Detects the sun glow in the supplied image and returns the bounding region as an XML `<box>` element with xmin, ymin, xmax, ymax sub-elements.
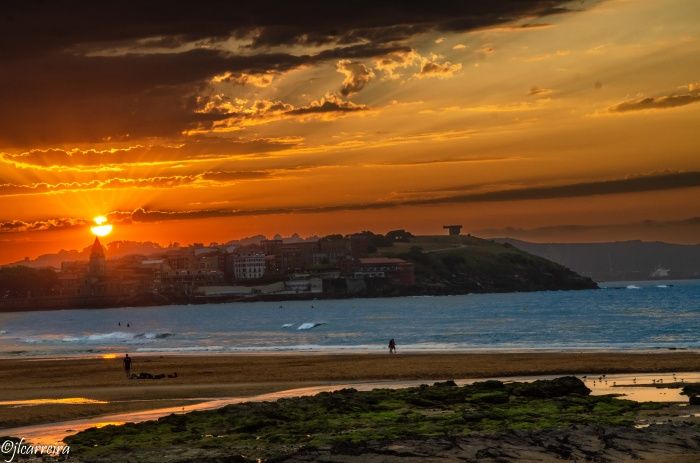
<box><xmin>90</xmin><ymin>216</ymin><xmax>113</xmax><ymax>237</ymax></box>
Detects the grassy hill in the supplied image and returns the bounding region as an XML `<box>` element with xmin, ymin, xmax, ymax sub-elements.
<box><xmin>372</xmin><ymin>235</ymin><xmax>598</xmax><ymax>293</ymax></box>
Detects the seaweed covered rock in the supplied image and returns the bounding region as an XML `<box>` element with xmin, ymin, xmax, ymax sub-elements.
<box><xmin>65</xmin><ymin>376</ymin><xmax>643</xmax><ymax>463</ymax></box>
<box><xmin>510</xmin><ymin>376</ymin><xmax>590</xmax><ymax>398</ymax></box>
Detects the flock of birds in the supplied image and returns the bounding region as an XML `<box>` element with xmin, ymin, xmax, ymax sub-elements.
<box><xmin>581</xmin><ymin>373</ymin><xmax>687</xmax><ymax>388</ymax></box>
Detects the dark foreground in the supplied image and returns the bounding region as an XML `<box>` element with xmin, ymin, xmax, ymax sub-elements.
<box><xmin>10</xmin><ymin>376</ymin><xmax>696</xmax><ymax>462</ymax></box>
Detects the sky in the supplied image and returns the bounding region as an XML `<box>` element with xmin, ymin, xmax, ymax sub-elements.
<box><xmin>1</xmin><ymin>0</ymin><xmax>699</xmax><ymax>263</ymax></box>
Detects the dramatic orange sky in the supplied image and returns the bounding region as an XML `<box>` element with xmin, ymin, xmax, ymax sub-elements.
<box><xmin>1</xmin><ymin>0</ymin><xmax>699</xmax><ymax>263</ymax></box>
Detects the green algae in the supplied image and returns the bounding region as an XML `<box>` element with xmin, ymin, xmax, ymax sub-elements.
<box><xmin>65</xmin><ymin>377</ymin><xmax>657</xmax><ymax>462</ymax></box>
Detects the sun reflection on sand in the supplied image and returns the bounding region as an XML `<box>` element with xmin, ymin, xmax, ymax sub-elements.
<box><xmin>93</xmin><ymin>421</ymin><xmax>125</xmax><ymax>428</ymax></box>
<box><xmin>0</xmin><ymin>398</ymin><xmax>108</xmax><ymax>407</ymax></box>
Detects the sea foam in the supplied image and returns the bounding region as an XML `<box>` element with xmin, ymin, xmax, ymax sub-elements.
<box><xmin>22</xmin><ymin>331</ymin><xmax>172</xmax><ymax>344</ymax></box>
<box><xmin>297</xmin><ymin>322</ymin><xmax>326</xmax><ymax>330</ymax></box>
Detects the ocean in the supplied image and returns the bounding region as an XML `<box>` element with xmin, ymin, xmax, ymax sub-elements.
<box><xmin>0</xmin><ymin>280</ymin><xmax>698</xmax><ymax>357</ymax></box>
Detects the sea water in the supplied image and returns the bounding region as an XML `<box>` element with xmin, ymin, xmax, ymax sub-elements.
<box><xmin>0</xmin><ymin>280</ymin><xmax>698</xmax><ymax>357</ymax></box>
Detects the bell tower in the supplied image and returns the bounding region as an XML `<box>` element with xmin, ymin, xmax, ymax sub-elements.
<box><xmin>89</xmin><ymin>237</ymin><xmax>106</xmax><ymax>276</ymax></box>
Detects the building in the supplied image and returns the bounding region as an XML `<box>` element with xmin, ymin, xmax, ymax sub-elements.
<box><xmin>351</xmin><ymin>257</ymin><xmax>415</xmax><ymax>286</ymax></box>
<box><xmin>443</xmin><ymin>224</ymin><xmax>462</xmax><ymax>236</ymax></box>
<box><xmin>88</xmin><ymin>237</ymin><xmax>106</xmax><ymax>276</ymax></box>
<box><xmin>274</xmin><ymin>241</ymin><xmax>318</xmax><ymax>273</ymax></box>
<box><xmin>316</xmin><ymin>237</ymin><xmax>351</xmax><ymax>265</ymax></box>
<box><xmin>83</xmin><ymin>237</ymin><xmax>108</xmax><ymax>296</ymax></box>
<box><xmin>227</xmin><ymin>246</ymin><xmax>266</xmax><ymax>281</ymax></box>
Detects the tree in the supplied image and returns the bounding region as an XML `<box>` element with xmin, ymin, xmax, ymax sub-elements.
<box><xmin>386</xmin><ymin>229</ymin><xmax>413</xmax><ymax>242</ymax></box>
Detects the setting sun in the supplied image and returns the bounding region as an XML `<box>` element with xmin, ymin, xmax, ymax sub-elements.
<box><xmin>90</xmin><ymin>216</ymin><xmax>113</xmax><ymax>237</ymax></box>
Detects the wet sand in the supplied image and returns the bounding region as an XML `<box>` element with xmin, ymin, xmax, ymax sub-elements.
<box><xmin>1</xmin><ymin>351</ymin><xmax>699</xmax><ymax>429</ymax></box>
<box><xmin>6</xmin><ymin>374</ymin><xmax>700</xmax><ymax>446</ymax></box>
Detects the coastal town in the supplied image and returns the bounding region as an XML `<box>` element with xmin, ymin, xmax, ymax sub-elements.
<box><xmin>1</xmin><ymin>230</ymin><xmax>419</xmax><ymax>309</ymax></box>
<box><xmin>0</xmin><ymin>223</ymin><xmax>602</xmax><ymax>311</ymax></box>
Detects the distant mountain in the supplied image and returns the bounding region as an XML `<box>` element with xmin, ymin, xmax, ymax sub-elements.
<box><xmin>497</xmin><ymin>239</ymin><xmax>700</xmax><ymax>282</ymax></box>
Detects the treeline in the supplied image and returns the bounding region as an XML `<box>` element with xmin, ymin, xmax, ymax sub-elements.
<box><xmin>321</xmin><ymin>229</ymin><xmax>414</xmax><ymax>253</ymax></box>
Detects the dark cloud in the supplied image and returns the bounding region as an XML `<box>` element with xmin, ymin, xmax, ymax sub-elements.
<box><xmin>0</xmin><ymin>45</ymin><xmax>396</xmax><ymax>147</ymax></box>
<box><xmin>528</xmin><ymin>86</ymin><xmax>554</xmax><ymax>97</ymax></box>
<box><xmin>286</xmin><ymin>94</ymin><xmax>367</xmax><ymax>115</ymax></box>
<box><xmin>337</xmin><ymin>60</ymin><xmax>375</xmax><ymax>96</ymax></box>
<box><xmin>0</xmin><ymin>218</ymin><xmax>88</xmax><ymax>234</ymax></box>
<box><xmin>416</xmin><ymin>54</ymin><xmax>462</xmax><ymax>79</ymax></box>
<box><xmin>0</xmin><ymin>1</ymin><xmax>585</xmax><ymax>148</ymax></box>
<box><xmin>0</xmin><ymin>176</ymin><xmax>200</xmax><ymax>196</ymax></box>
<box><xmin>0</xmin><ymin>2</ymin><xmax>581</xmax><ymax>56</ymax></box>
<box><xmin>112</xmin><ymin>171</ymin><xmax>700</xmax><ymax>222</ymax></box>
<box><xmin>193</xmin><ymin>93</ymin><xmax>367</xmax><ymax>128</ymax></box>
<box><xmin>2</xmin><ymin>170</ymin><xmax>696</xmax><ymax>232</ymax></box>
<box><xmin>609</xmin><ymin>84</ymin><xmax>700</xmax><ymax>112</ymax></box>
<box><xmin>0</xmin><ymin>170</ymin><xmax>277</xmax><ymax>196</ymax></box>
<box><xmin>4</xmin><ymin>138</ymin><xmax>298</xmax><ymax>167</ymax></box>
<box><xmin>413</xmin><ymin>171</ymin><xmax>700</xmax><ymax>203</ymax></box>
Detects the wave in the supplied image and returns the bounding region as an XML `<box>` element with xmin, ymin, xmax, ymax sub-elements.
<box><xmin>136</xmin><ymin>346</ymin><xmax>224</xmax><ymax>352</ymax></box>
<box><xmin>281</xmin><ymin>323</ymin><xmax>294</xmax><ymax>328</ymax></box>
<box><xmin>626</xmin><ymin>285</ymin><xmax>641</xmax><ymax>289</ymax></box>
<box><xmin>656</xmin><ymin>284</ymin><xmax>669</xmax><ymax>288</ymax></box>
<box><xmin>297</xmin><ymin>322</ymin><xmax>326</xmax><ymax>331</ymax></box>
<box><xmin>22</xmin><ymin>331</ymin><xmax>173</xmax><ymax>345</ymax></box>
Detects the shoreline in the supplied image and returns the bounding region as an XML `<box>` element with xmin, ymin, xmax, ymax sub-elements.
<box><xmin>0</xmin><ymin>285</ymin><xmax>600</xmax><ymax>313</ymax></box>
<box><xmin>0</xmin><ymin>277</ymin><xmax>695</xmax><ymax>314</ymax></box>
<box><xmin>3</xmin><ymin>346</ymin><xmax>700</xmax><ymax>361</ymax></box>
<box><xmin>1</xmin><ymin>352</ymin><xmax>699</xmax><ymax>430</ymax></box>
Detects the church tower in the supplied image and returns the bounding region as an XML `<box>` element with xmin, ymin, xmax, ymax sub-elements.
<box><xmin>89</xmin><ymin>237</ymin><xmax>106</xmax><ymax>277</ymax></box>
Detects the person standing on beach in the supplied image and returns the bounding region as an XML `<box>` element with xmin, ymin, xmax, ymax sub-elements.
<box><xmin>123</xmin><ymin>353</ymin><xmax>132</xmax><ymax>378</ymax></box>
<box><xmin>388</xmin><ymin>338</ymin><xmax>396</xmax><ymax>354</ymax></box>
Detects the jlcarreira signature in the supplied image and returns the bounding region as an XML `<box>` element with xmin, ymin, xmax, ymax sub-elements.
<box><xmin>1</xmin><ymin>438</ymin><xmax>69</xmax><ymax>462</ymax></box>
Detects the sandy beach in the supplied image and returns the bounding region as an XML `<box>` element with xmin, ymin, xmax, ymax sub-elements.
<box><xmin>1</xmin><ymin>351</ymin><xmax>699</xmax><ymax>429</ymax></box>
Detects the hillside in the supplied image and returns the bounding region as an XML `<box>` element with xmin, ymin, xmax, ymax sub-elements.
<box><xmin>497</xmin><ymin>239</ymin><xmax>700</xmax><ymax>282</ymax></box>
<box><xmin>373</xmin><ymin>235</ymin><xmax>598</xmax><ymax>293</ymax></box>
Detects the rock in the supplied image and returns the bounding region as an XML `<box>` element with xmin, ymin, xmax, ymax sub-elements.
<box><xmin>511</xmin><ymin>376</ymin><xmax>591</xmax><ymax>398</ymax></box>
<box><xmin>282</xmin><ymin>424</ymin><xmax>700</xmax><ymax>462</ymax></box>
<box><xmin>689</xmin><ymin>395</ymin><xmax>700</xmax><ymax>405</ymax></box>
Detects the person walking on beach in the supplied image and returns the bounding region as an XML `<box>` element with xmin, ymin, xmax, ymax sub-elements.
<box><xmin>388</xmin><ymin>338</ymin><xmax>396</xmax><ymax>354</ymax></box>
<box><xmin>123</xmin><ymin>353</ymin><xmax>132</xmax><ymax>379</ymax></box>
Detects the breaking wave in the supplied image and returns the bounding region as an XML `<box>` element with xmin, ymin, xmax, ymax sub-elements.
<box><xmin>136</xmin><ymin>346</ymin><xmax>224</xmax><ymax>352</ymax></box>
<box><xmin>22</xmin><ymin>331</ymin><xmax>173</xmax><ymax>344</ymax></box>
<box><xmin>297</xmin><ymin>322</ymin><xmax>326</xmax><ymax>331</ymax></box>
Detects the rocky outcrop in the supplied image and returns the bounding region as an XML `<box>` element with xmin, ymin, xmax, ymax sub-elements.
<box><xmin>282</xmin><ymin>424</ymin><xmax>700</xmax><ymax>463</ymax></box>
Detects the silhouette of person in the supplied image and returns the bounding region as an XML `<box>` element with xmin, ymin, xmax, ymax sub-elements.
<box><xmin>126</xmin><ymin>322</ymin><xmax>130</xmax><ymax>328</ymax></box>
<box><xmin>123</xmin><ymin>353</ymin><xmax>132</xmax><ymax>378</ymax></box>
<box><xmin>388</xmin><ymin>338</ymin><xmax>396</xmax><ymax>354</ymax></box>
<box><xmin>118</xmin><ymin>322</ymin><xmax>121</xmax><ymax>327</ymax></box>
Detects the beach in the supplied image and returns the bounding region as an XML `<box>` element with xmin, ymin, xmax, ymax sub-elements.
<box><xmin>2</xmin><ymin>351</ymin><xmax>700</xmax><ymax>429</ymax></box>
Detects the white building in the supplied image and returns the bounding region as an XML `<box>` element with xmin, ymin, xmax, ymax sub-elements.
<box><xmin>231</xmin><ymin>249</ymin><xmax>266</xmax><ymax>280</ymax></box>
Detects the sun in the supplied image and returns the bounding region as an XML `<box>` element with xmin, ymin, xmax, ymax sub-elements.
<box><xmin>90</xmin><ymin>215</ymin><xmax>113</xmax><ymax>237</ymax></box>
